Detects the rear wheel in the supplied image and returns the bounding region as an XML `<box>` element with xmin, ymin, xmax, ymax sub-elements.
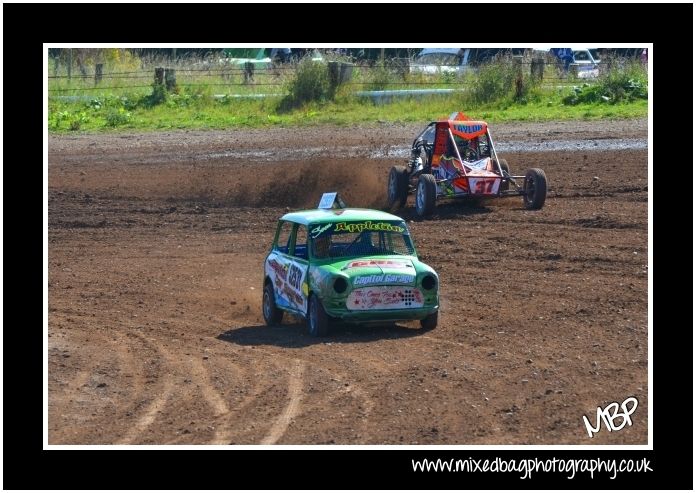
<box><xmin>523</xmin><ymin>168</ymin><xmax>548</xmax><ymax>210</ymax></box>
<box><xmin>387</xmin><ymin>165</ymin><xmax>409</xmax><ymax>208</ymax></box>
<box><xmin>420</xmin><ymin>311</ymin><xmax>438</xmax><ymax>331</ymax></box>
<box><xmin>262</xmin><ymin>283</ymin><xmax>283</xmax><ymax>326</ymax></box>
<box><xmin>415</xmin><ymin>174</ymin><xmax>437</xmax><ymax>217</ymax></box>
<box><xmin>498</xmin><ymin>158</ymin><xmax>510</xmax><ymax>192</ymax></box>
<box><xmin>307</xmin><ymin>293</ymin><xmax>329</xmax><ymax>337</ymax></box>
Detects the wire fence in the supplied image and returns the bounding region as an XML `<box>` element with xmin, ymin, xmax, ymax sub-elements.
<box><xmin>48</xmin><ymin>58</ymin><xmax>645</xmax><ymax>97</ymax></box>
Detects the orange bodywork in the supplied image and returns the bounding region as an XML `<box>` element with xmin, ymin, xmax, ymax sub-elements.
<box><xmin>430</xmin><ymin>113</ymin><xmax>500</xmax><ymax>195</ymax></box>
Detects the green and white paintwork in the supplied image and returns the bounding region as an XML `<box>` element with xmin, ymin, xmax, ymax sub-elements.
<box><xmin>263</xmin><ymin>208</ymin><xmax>439</xmax><ymax>324</ymax></box>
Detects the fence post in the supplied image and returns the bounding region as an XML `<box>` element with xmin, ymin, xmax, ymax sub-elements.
<box><xmin>512</xmin><ymin>55</ymin><xmax>524</xmax><ymax>100</ymax></box>
<box><xmin>531</xmin><ymin>57</ymin><xmax>544</xmax><ymax>81</ymax></box>
<box><xmin>154</xmin><ymin>67</ymin><xmax>165</xmax><ymax>85</ymax></box>
<box><xmin>339</xmin><ymin>62</ymin><xmax>354</xmax><ymax>84</ymax></box>
<box><xmin>243</xmin><ymin>62</ymin><xmax>254</xmax><ymax>83</ymax></box>
<box><xmin>328</xmin><ymin>62</ymin><xmax>339</xmax><ymax>94</ymax></box>
<box><xmin>94</xmin><ymin>63</ymin><xmax>103</xmax><ymax>85</ymax></box>
<box><xmin>165</xmin><ymin>68</ymin><xmax>177</xmax><ymax>91</ymax></box>
<box><xmin>67</xmin><ymin>49</ymin><xmax>72</xmax><ymax>81</ymax></box>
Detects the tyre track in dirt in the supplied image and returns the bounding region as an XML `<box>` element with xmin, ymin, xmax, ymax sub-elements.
<box><xmin>49</xmin><ymin>326</ymin><xmax>151</xmax><ymax>444</ymax></box>
<box><xmin>48</xmin><ymin>337</ymin><xmax>98</xmax><ymax>443</ymax></box>
<box><xmin>115</xmin><ymin>331</ymin><xmax>175</xmax><ymax>445</ymax></box>
<box><xmin>212</xmin><ymin>337</ymin><xmax>378</xmax><ymax>444</ymax></box>
<box><xmin>260</xmin><ymin>359</ymin><xmax>305</xmax><ymax>445</ymax></box>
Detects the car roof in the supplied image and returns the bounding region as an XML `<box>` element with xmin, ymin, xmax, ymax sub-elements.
<box><xmin>280</xmin><ymin>208</ymin><xmax>405</xmax><ymax>226</ymax></box>
<box><xmin>536</xmin><ymin>47</ymin><xmax>597</xmax><ymax>52</ymax></box>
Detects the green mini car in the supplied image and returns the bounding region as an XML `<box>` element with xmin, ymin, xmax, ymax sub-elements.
<box><xmin>262</xmin><ymin>194</ymin><xmax>439</xmax><ymax>336</ymax></box>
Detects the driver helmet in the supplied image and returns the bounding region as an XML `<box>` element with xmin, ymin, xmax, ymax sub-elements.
<box><xmin>457</xmin><ymin>139</ymin><xmax>474</xmax><ymax>158</ymax></box>
<box><xmin>314</xmin><ymin>236</ymin><xmax>331</xmax><ymax>257</ymax></box>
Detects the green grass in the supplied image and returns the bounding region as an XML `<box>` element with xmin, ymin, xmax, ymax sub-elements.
<box><xmin>48</xmin><ymin>55</ymin><xmax>648</xmax><ymax>133</ymax></box>
<box><xmin>48</xmin><ymin>91</ymin><xmax>647</xmax><ymax>133</ymax></box>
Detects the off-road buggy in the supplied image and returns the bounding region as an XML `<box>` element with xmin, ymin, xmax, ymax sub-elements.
<box><xmin>387</xmin><ymin>112</ymin><xmax>548</xmax><ymax>217</ymax></box>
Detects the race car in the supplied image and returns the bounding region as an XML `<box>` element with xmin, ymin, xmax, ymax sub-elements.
<box><xmin>387</xmin><ymin>112</ymin><xmax>548</xmax><ymax>216</ymax></box>
<box><xmin>262</xmin><ymin>193</ymin><xmax>439</xmax><ymax>336</ymax></box>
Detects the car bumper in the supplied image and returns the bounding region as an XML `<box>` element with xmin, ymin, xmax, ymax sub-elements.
<box><xmin>324</xmin><ymin>305</ymin><xmax>438</xmax><ymax>322</ymax></box>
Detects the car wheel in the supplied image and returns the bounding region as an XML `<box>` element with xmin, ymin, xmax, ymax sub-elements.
<box><xmin>415</xmin><ymin>174</ymin><xmax>436</xmax><ymax>217</ymax></box>
<box><xmin>387</xmin><ymin>165</ymin><xmax>409</xmax><ymax>208</ymax></box>
<box><xmin>420</xmin><ymin>311</ymin><xmax>438</xmax><ymax>331</ymax></box>
<box><xmin>307</xmin><ymin>293</ymin><xmax>329</xmax><ymax>337</ymax></box>
<box><xmin>262</xmin><ymin>283</ymin><xmax>283</xmax><ymax>326</ymax></box>
<box><xmin>523</xmin><ymin>168</ymin><xmax>548</xmax><ymax>210</ymax></box>
<box><xmin>498</xmin><ymin>158</ymin><xmax>510</xmax><ymax>192</ymax></box>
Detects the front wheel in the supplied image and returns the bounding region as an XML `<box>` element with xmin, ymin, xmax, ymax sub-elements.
<box><xmin>307</xmin><ymin>293</ymin><xmax>329</xmax><ymax>337</ymax></box>
<box><xmin>523</xmin><ymin>168</ymin><xmax>547</xmax><ymax>210</ymax></box>
<box><xmin>262</xmin><ymin>283</ymin><xmax>283</xmax><ymax>326</ymax></box>
<box><xmin>387</xmin><ymin>165</ymin><xmax>409</xmax><ymax>208</ymax></box>
<box><xmin>420</xmin><ymin>311</ymin><xmax>438</xmax><ymax>331</ymax></box>
<box><xmin>415</xmin><ymin>174</ymin><xmax>437</xmax><ymax>217</ymax></box>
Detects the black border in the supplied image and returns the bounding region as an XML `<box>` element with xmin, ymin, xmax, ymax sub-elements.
<box><xmin>6</xmin><ymin>2</ymin><xmax>692</xmax><ymax>490</ymax></box>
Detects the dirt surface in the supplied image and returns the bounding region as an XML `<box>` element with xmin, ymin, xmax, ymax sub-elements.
<box><xmin>48</xmin><ymin>119</ymin><xmax>648</xmax><ymax>445</ymax></box>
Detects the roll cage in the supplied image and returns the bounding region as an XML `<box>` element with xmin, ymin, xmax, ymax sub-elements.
<box><xmin>407</xmin><ymin>121</ymin><xmax>525</xmax><ymax>192</ymax></box>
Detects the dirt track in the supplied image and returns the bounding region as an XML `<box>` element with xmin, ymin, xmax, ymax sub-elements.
<box><xmin>48</xmin><ymin>119</ymin><xmax>648</xmax><ymax>445</ymax></box>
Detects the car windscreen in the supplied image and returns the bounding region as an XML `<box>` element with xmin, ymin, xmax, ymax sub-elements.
<box><xmin>467</xmin><ymin>48</ymin><xmax>525</xmax><ymax>67</ymax></box>
<box><xmin>309</xmin><ymin>221</ymin><xmax>415</xmax><ymax>259</ymax></box>
<box><xmin>573</xmin><ymin>50</ymin><xmax>591</xmax><ymax>61</ymax></box>
<box><xmin>414</xmin><ymin>53</ymin><xmax>461</xmax><ymax>67</ymax></box>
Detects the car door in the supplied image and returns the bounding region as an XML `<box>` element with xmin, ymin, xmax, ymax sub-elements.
<box><xmin>265</xmin><ymin>221</ymin><xmax>309</xmax><ymax>315</ymax></box>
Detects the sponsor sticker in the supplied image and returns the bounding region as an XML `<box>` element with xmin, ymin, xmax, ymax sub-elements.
<box><xmin>268</xmin><ymin>258</ymin><xmax>288</xmax><ymax>281</ymax></box>
<box><xmin>354</xmin><ymin>274</ymin><xmax>415</xmax><ymax>286</ymax></box>
<box><xmin>454</xmin><ymin>123</ymin><xmax>483</xmax><ymax>134</ymax></box>
<box><xmin>347</xmin><ymin>286</ymin><xmax>424</xmax><ymax>310</ymax></box>
<box><xmin>344</xmin><ymin>259</ymin><xmax>411</xmax><ymax>269</ymax></box>
<box><xmin>310</xmin><ymin>223</ymin><xmax>333</xmax><ymax>238</ymax></box>
<box><xmin>333</xmin><ymin>221</ymin><xmax>405</xmax><ymax>234</ymax></box>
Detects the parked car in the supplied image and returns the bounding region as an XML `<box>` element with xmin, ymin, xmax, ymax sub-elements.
<box><xmin>217</xmin><ymin>48</ymin><xmax>324</xmax><ymax>72</ymax></box>
<box><xmin>409</xmin><ymin>48</ymin><xmax>466</xmax><ymax>74</ymax></box>
<box><xmin>219</xmin><ymin>48</ymin><xmax>272</xmax><ymax>69</ymax></box>
<box><xmin>570</xmin><ymin>48</ymin><xmax>601</xmax><ymax>79</ymax></box>
<box><xmin>387</xmin><ymin>112</ymin><xmax>548</xmax><ymax>217</ymax></box>
<box><xmin>409</xmin><ymin>48</ymin><xmax>527</xmax><ymax>75</ymax></box>
<box><xmin>262</xmin><ymin>193</ymin><xmax>440</xmax><ymax>336</ymax></box>
<box><xmin>541</xmin><ymin>47</ymin><xmax>601</xmax><ymax>78</ymax></box>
